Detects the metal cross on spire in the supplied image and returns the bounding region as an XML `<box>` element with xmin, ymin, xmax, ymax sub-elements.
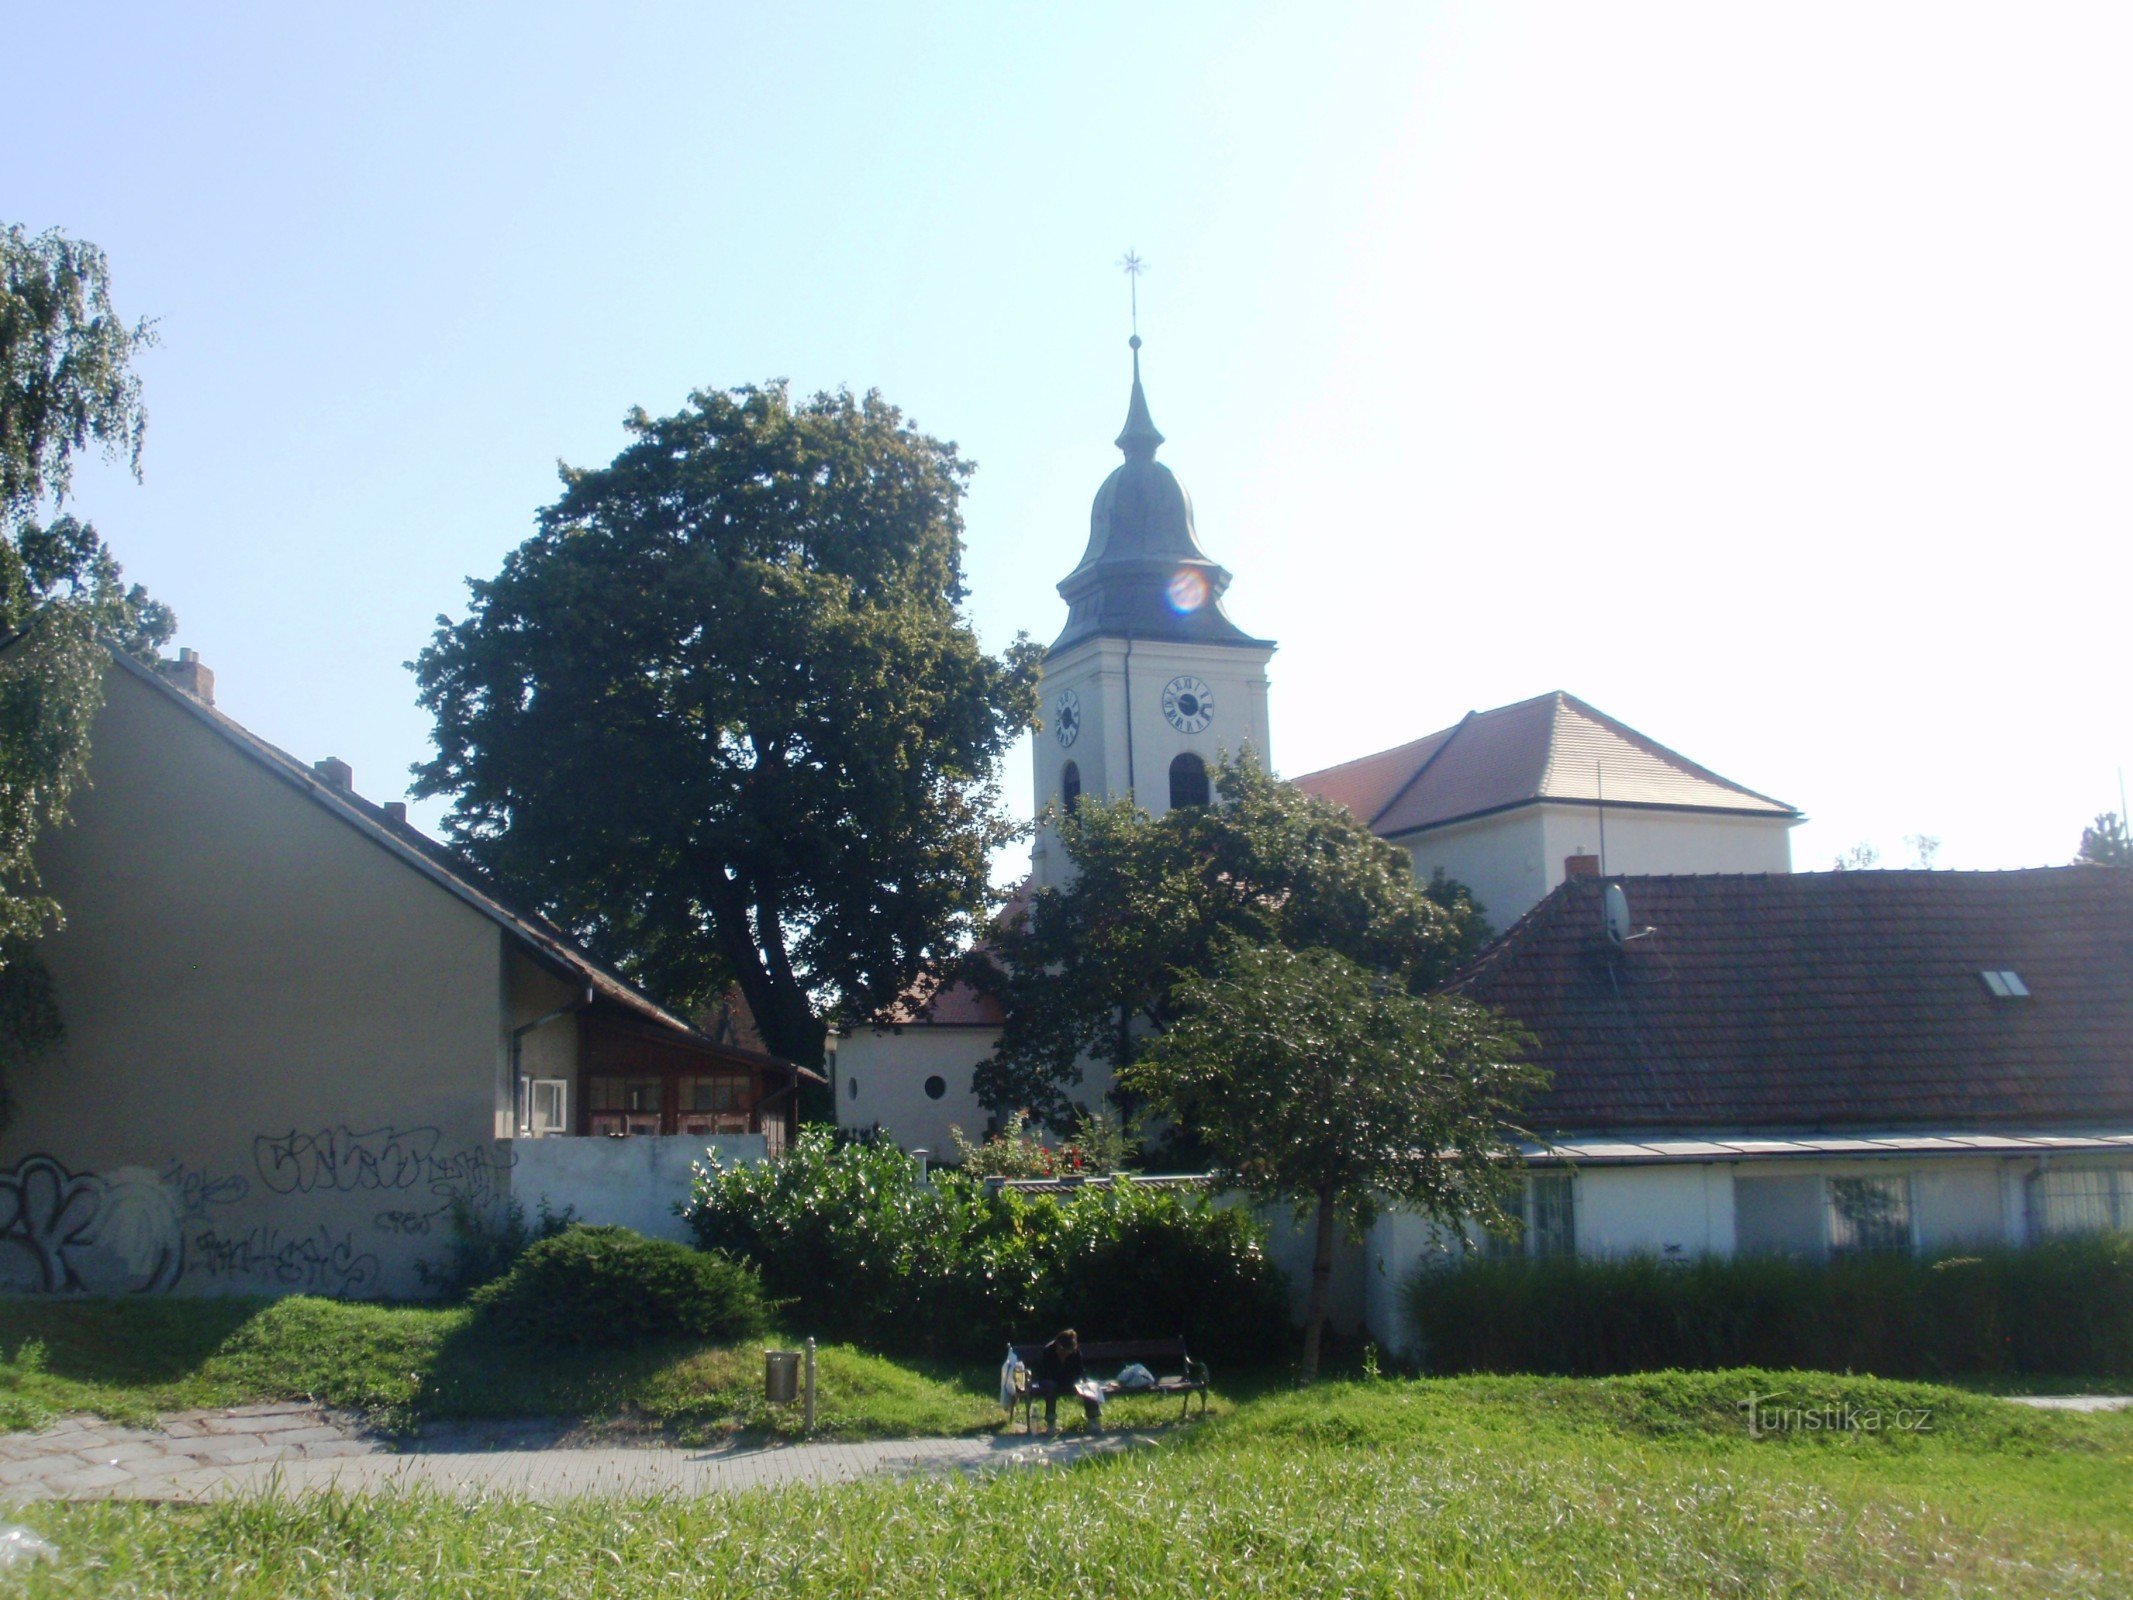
<box><xmin>1119</xmin><ymin>249</ymin><xmax>1146</xmax><ymax>343</ymax></box>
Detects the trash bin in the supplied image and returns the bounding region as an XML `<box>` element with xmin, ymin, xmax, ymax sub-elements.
<box><xmin>764</xmin><ymin>1349</ymin><xmax>802</xmax><ymax>1404</ymax></box>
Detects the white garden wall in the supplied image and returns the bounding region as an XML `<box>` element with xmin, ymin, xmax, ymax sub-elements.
<box><xmin>508</xmin><ymin>1135</ymin><xmax>766</xmax><ymax>1243</ymax></box>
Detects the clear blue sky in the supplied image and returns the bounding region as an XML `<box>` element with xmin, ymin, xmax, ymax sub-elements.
<box><xmin>9</xmin><ymin>2</ymin><xmax>2129</xmax><ymax>875</ymax></box>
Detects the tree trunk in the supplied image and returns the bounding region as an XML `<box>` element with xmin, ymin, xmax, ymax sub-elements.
<box><xmin>1300</xmin><ymin>1184</ymin><xmax>1338</xmax><ymax>1383</ymax></box>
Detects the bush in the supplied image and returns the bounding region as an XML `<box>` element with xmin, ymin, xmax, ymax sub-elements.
<box><xmin>469</xmin><ymin>1225</ymin><xmax>769</xmax><ymax>1349</ymax></box>
<box><xmin>416</xmin><ymin>1195</ymin><xmax>578</xmax><ymax>1300</ymax></box>
<box><xmin>1402</xmin><ymin>1234</ymin><xmax>2133</xmax><ymax>1379</ymax></box>
<box><xmin>687</xmin><ymin>1129</ymin><xmax>1289</xmax><ymax>1362</ymax></box>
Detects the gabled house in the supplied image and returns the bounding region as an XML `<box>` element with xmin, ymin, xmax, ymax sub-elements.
<box><xmin>1357</xmin><ymin>866</ymin><xmax>2133</xmax><ymax>1350</ymax></box>
<box><xmin>0</xmin><ymin>646</ymin><xmax>810</xmax><ymax>1298</ymax></box>
<box><xmin>1293</xmin><ymin>692</ymin><xmax>1801</xmax><ymax>930</ymax></box>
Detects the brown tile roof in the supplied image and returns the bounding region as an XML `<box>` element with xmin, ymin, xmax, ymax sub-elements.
<box><xmin>1452</xmin><ymin>867</ymin><xmax>2133</xmax><ymax>1135</ymax></box>
<box><xmin>1292</xmin><ymin>692</ymin><xmax>1797</xmax><ymax>837</ymax></box>
<box><xmin>858</xmin><ymin>882</ymin><xmax>1026</xmax><ymax>1029</ymax></box>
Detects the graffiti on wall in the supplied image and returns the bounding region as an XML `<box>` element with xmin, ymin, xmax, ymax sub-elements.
<box><xmin>253</xmin><ymin>1123</ymin><xmax>515</xmax><ymax>1242</ymax></box>
<box><xmin>0</xmin><ymin>1126</ymin><xmax>511</xmax><ymax>1297</ymax></box>
<box><xmin>0</xmin><ymin>1154</ymin><xmax>186</xmax><ymax>1294</ymax></box>
<box><xmin>188</xmin><ymin>1223</ymin><xmax>379</xmax><ymax>1298</ymax></box>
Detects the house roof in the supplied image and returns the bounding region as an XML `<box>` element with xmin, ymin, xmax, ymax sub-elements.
<box><xmin>113</xmin><ymin>648</ymin><xmax>814</xmax><ymax>1076</ymax></box>
<box><xmin>1292</xmin><ymin>692</ymin><xmax>1798</xmax><ymax>838</ymax></box>
<box><xmin>853</xmin><ymin>882</ymin><xmax>1028</xmax><ymax>1030</ymax></box>
<box><xmin>1451</xmin><ymin>867</ymin><xmax>2133</xmax><ymax>1135</ymax></box>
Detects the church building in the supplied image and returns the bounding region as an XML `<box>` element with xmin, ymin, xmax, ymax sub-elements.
<box><xmin>834</xmin><ymin>339</ymin><xmax>1797</xmax><ymax>1152</ymax></box>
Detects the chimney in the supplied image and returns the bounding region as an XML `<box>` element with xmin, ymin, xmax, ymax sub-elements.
<box><xmin>1564</xmin><ymin>853</ymin><xmax>1600</xmax><ymax>880</ymax></box>
<box><xmin>382</xmin><ymin>801</ymin><xmax>408</xmax><ymax>826</ymax></box>
<box><xmin>314</xmin><ymin>757</ymin><xmax>353</xmax><ymax>791</ymax></box>
<box><xmin>160</xmin><ymin>647</ymin><xmax>215</xmax><ymax>705</ymax></box>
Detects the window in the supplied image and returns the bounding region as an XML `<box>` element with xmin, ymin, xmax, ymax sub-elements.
<box><xmin>846</xmin><ymin>1075</ymin><xmax>859</xmax><ymax>1101</ymax></box>
<box><xmin>2030</xmin><ymin>1168</ymin><xmax>2133</xmax><ymax>1237</ymax></box>
<box><xmin>1529</xmin><ymin>1173</ymin><xmax>1576</xmax><ymax>1258</ymax></box>
<box><xmin>1169</xmin><ymin>752</ymin><xmax>1209</xmax><ymax>810</ymax></box>
<box><xmin>528</xmin><ymin>1079</ymin><xmax>568</xmax><ymax>1136</ymax></box>
<box><xmin>1490</xmin><ymin>1173</ymin><xmax>1575</xmax><ymax>1258</ymax></box>
<box><xmin>677</xmin><ymin>1071</ymin><xmax>753</xmax><ymax>1136</ymax></box>
<box><xmin>1827</xmin><ymin>1176</ymin><xmax>1912</xmax><ymax>1254</ymax></box>
<box><xmin>1061</xmin><ymin>761</ymin><xmax>1081</xmax><ymax>814</ymax></box>
<box><xmin>1980</xmin><ymin>970</ymin><xmax>2030</xmax><ymax>999</ymax></box>
<box><xmin>923</xmin><ymin>1074</ymin><xmax>947</xmax><ymax>1100</ymax></box>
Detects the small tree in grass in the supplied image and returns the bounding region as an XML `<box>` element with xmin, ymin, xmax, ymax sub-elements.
<box><xmin>1125</xmin><ymin>940</ymin><xmax>1541</xmax><ymax>1381</ymax></box>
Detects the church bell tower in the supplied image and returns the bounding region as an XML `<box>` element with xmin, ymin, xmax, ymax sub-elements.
<box><xmin>1030</xmin><ymin>335</ymin><xmax>1276</xmax><ymax>889</ymax></box>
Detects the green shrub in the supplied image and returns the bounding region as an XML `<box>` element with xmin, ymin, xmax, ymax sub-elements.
<box><xmin>416</xmin><ymin>1195</ymin><xmax>578</xmax><ymax>1300</ymax></box>
<box><xmin>1402</xmin><ymin>1234</ymin><xmax>2133</xmax><ymax>1379</ymax></box>
<box><xmin>687</xmin><ymin>1129</ymin><xmax>1289</xmax><ymax>1361</ymax></box>
<box><xmin>469</xmin><ymin>1225</ymin><xmax>768</xmax><ymax>1349</ymax></box>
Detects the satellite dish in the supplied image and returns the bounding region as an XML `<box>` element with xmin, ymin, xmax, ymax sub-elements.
<box><xmin>1604</xmin><ymin>882</ymin><xmax>1633</xmax><ymax>945</ymax></box>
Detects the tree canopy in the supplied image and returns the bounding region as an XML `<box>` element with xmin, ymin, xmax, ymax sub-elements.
<box><xmin>1127</xmin><ymin>938</ymin><xmax>1538</xmax><ymax>1378</ymax></box>
<box><xmin>972</xmin><ymin>751</ymin><xmax>1492</xmax><ymax>1132</ymax></box>
<box><xmin>2076</xmin><ymin>812</ymin><xmax>2131</xmax><ymax>868</ymax></box>
<box><xmin>0</xmin><ymin>225</ymin><xmax>171</xmax><ymax>1119</ymax></box>
<box><xmin>413</xmin><ymin>383</ymin><xmax>1039</xmax><ymax>1068</ymax></box>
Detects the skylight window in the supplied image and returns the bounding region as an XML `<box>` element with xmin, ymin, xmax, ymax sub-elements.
<box><xmin>1980</xmin><ymin>970</ymin><xmax>2030</xmax><ymax>999</ymax></box>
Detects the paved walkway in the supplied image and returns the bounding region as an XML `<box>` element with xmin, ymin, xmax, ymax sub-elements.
<box><xmin>2004</xmin><ymin>1394</ymin><xmax>2133</xmax><ymax>1413</ymax></box>
<box><xmin>0</xmin><ymin>1404</ymin><xmax>1150</xmax><ymax>1503</ymax></box>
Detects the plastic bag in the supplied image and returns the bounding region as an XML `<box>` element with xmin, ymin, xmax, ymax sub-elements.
<box><xmin>1113</xmin><ymin>1362</ymin><xmax>1157</xmax><ymax>1392</ymax></box>
<box><xmin>0</xmin><ymin>1525</ymin><xmax>56</xmax><ymax>1568</ymax></box>
<box><xmin>999</xmin><ymin>1348</ymin><xmax>1024</xmax><ymax>1410</ymax></box>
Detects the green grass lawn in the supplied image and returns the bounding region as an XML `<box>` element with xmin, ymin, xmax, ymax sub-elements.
<box><xmin>4</xmin><ymin>1370</ymin><xmax>2128</xmax><ymax>1598</ymax></box>
<box><xmin>0</xmin><ymin>1297</ymin><xmax>1002</xmax><ymax>1441</ymax></box>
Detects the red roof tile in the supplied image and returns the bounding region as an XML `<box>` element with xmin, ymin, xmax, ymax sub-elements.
<box><xmin>1293</xmin><ymin>692</ymin><xmax>1797</xmax><ymax>837</ymax></box>
<box><xmin>1452</xmin><ymin>867</ymin><xmax>2133</xmax><ymax>1134</ymax></box>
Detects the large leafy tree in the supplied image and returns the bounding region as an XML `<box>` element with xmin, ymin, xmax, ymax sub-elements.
<box><xmin>413</xmin><ymin>383</ymin><xmax>1040</xmax><ymax>1068</ymax></box>
<box><xmin>1127</xmin><ymin>940</ymin><xmax>1538</xmax><ymax>1380</ymax></box>
<box><xmin>973</xmin><ymin>751</ymin><xmax>1493</xmax><ymax>1131</ymax></box>
<box><xmin>0</xmin><ymin>225</ymin><xmax>172</xmax><ymax>1118</ymax></box>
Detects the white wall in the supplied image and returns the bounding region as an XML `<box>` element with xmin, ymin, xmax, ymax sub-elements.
<box><xmin>834</xmin><ymin>1026</ymin><xmax>999</xmax><ymax>1154</ymax></box>
<box><xmin>508</xmin><ymin>1134</ymin><xmax>766</xmax><ymax>1243</ymax></box>
<box><xmin>1402</xmin><ymin>803</ymin><xmax>1795</xmax><ymax>932</ymax></box>
<box><xmin>1577</xmin><ymin>1165</ymin><xmax>1735</xmax><ymax>1260</ymax></box>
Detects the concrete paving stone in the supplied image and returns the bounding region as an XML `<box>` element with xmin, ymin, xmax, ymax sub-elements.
<box><xmin>39</xmin><ymin>1464</ymin><xmax>134</xmax><ymax>1495</ymax></box>
<box><xmin>0</xmin><ymin>1456</ymin><xmax>71</xmax><ymax>1486</ymax></box>
<box><xmin>218</xmin><ymin>1403</ymin><xmax>320</xmax><ymax>1419</ymax></box>
<box><xmin>77</xmin><ymin>1442</ymin><xmax>180</xmax><ymax>1467</ymax></box>
<box><xmin>293</xmin><ymin>1440</ymin><xmax>381</xmax><ymax>1460</ymax></box>
<box><xmin>270</xmin><ymin>1424</ymin><xmax>361</xmax><ymax>1447</ymax></box>
<box><xmin>201</xmin><ymin>1413</ymin><xmax>315</xmax><ymax>1435</ymax></box>
<box><xmin>189</xmin><ymin>1439</ymin><xmax>288</xmax><ymax>1466</ymax></box>
<box><xmin>156</xmin><ymin>1418</ymin><xmax>211</xmax><ymax>1439</ymax></box>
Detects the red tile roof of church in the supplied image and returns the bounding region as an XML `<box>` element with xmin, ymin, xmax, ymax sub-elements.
<box><xmin>1452</xmin><ymin>867</ymin><xmax>2133</xmax><ymax>1134</ymax></box>
<box><xmin>1292</xmin><ymin>691</ymin><xmax>1797</xmax><ymax>837</ymax></box>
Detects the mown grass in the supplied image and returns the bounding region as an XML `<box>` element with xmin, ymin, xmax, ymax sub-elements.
<box><xmin>0</xmin><ymin>1297</ymin><xmax>999</xmax><ymax>1441</ymax></box>
<box><xmin>7</xmin><ymin>1372</ymin><xmax>2129</xmax><ymax>1598</ymax></box>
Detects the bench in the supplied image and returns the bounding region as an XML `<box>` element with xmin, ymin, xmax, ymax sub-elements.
<box><xmin>1006</xmin><ymin>1338</ymin><xmax>1211</xmax><ymax>1432</ymax></box>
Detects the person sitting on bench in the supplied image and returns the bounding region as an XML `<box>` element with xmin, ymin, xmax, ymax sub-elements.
<box><xmin>1032</xmin><ymin>1328</ymin><xmax>1101</xmax><ymax>1433</ymax></box>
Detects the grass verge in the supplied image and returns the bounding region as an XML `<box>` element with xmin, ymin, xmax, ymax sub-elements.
<box><xmin>4</xmin><ymin>1371</ymin><xmax>2128</xmax><ymax>1598</ymax></box>
<box><xmin>0</xmin><ymin>1297</ymin><xmax>999</xmax><ymax>1441</ymax></box>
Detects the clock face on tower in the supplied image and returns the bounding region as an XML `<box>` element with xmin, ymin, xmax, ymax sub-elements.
<box><xmin>1161</xmin><ymin>675</ymin><xmax>1215</xmax><ymax>734</ymax></box>
<box><xmin>1054</xmin><ymin>689</ymin><xmax>1081</xmax><ymax>748</ymax></box>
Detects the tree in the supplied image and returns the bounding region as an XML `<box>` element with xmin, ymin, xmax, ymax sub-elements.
<box><xmin>2077</xmin><ymin>812</ymin><xmax>2131</xmax><ymax>867</ymax></box>
<box><xmin>413</xmin><ymin>383</ymin><xmax>1040</xmax><ymax>1068</ymax></box>
<box><xmin>973</xmin><ymin>751</ymin><xmax>1493</xmax><ymax>1133</ymax></box>
<box><xmin>0</xmin><ymin>226</ymin><xmax>171</xmax><ymax>1121</ymax></box>
<box><xmin>1125</xmin><ymin>939</ymin><xmax>1539</xmax><ymax>1380</ymax></box>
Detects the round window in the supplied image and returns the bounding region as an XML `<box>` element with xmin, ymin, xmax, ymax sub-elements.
<box><xmin>923</xmin><ymin>1075</ymin><xmax>947</xmax><ymax>1101</ymax></box>
<box><xmin>845</xmin><ymin>1076</ymin><xmax>859</xmax><ymax>1101</ymax></box>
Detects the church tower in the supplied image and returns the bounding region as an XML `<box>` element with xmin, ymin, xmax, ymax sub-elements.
<box><xmin>1030</xmin><ymin>337</ymin><xmax>1276</xmax><ymax>889</ymax></box>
